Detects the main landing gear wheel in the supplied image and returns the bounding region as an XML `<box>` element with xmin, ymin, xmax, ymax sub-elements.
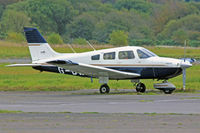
<box><xmin>136</xmin><ymin>83</ymin><xmax>146</xmax><ymax>93</ymax></box>
<box><xmin>100</xmin><ymin>84</ymin><xmax>110</xmax><ymax>94</ymax></box>
<box><xmin>163</xmin><ymin>89</ymin><xmax>173</xmax><ymax>94</ymax></box>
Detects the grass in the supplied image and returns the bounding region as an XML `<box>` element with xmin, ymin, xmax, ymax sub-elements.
<box><xmin>81</xmin><ymin>112</ymin><xmax>99</xmax><ymax>114</ymax></box>
<box><xmin>0</xmin><ymin>63</ymin><xmax>200</xmax><ymax>91</ymax></box>
<box><xmin>0</xmin><ymin>110</ymin><xmax>23</xmax><ymax>113</ymax></box>
<box><xmin>146</xmin><ymin>46</ymin><xmax>200</xmax><ymax>59</ymax></box>
<box><xmin>143</xmin><ymin>112</ymin><xmax>194</xmax><ymax>116</ymax></box>
<box><xmin>0</xmin><ymin>40</ymin><xmax>200</xmax><ymax>59</ymax></box>
<box><xmin>0</xmin><ymin>41</ymin><xmax>200</xmax><ymax>92</ymax></box>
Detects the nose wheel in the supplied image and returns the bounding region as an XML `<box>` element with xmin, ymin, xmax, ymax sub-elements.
<box><xmin>136</xmin><ymin>83</ymin><xmax>146</xmax><ymax>93</ymax></box>
<box><xmin>99</xmin><ymin>84</ymin><xmax>110</xmax><ymax>94</ymax></box>
<box><xmin>163</xmin><ymin>89</ymin><xmax>173</xmax><ymax>94</ymax></box>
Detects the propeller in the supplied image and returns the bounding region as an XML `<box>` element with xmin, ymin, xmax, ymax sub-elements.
<box><xmin>180</xmin><ymin>60</ymin><xmax>192</xmax><ymax>90</ymax></box>
<box><xmin>182</xmin><ymin>67</ymin><xmax>186</xmax><ymax>90</ymax></box>
<box><xmin>183</xmin><ymin>40</ymin><xmax>187</xmax><ymax>91</ymax></box>
<box><xmin>180</xmin><ymin>40</ymin><xmax>193</xmax><ymax>90</ymax></box>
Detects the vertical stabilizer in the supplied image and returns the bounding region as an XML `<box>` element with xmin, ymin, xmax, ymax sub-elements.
<box><xmin>24</xmin><ymin>27</ymin><xmax>60</xmax><ymax>62</ymax></box>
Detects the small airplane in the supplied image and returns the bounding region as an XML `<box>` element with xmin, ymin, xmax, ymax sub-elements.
<box><xmin>8</xmin><ymin>27</ymin><xmax>193</xmax><ymax>94</ymax></box>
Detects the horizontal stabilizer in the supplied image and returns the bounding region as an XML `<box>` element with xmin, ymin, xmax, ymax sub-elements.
<box><xmin>6</xmin><ymin>64</ymin><xmax>41</xmax><ymax>67</ymax></box>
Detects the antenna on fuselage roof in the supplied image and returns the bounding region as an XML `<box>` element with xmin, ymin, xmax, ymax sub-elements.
<box><xmin>67</xmin><ymin>43</ymin><xmax>76</xmax><ymax>53</ymax></box>
<box><xmin>87</xmin><ymin>41</ymin><xmax>96</xmax><ymax>51</ymax></box>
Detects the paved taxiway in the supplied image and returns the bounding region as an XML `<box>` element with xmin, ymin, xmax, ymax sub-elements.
<box><xmin>1</xmin><ymin>113</ymin><xmax>200</xmax><ymax>133</ymax></box>
<box><xmin>1</xmin><ymin>91</ymin><xmax>200</xmax><ymax>133</ymax></box>
<box><xmin>0</xmin><ymin>91</ymin><xmax>200</xmax><ymax>114</ymax></box>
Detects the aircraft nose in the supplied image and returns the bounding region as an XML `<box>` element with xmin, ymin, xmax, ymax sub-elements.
<box><xmin>180</xmin><ymin>60</ymin><xmax>192</xmax><ymax>68</ymax></box>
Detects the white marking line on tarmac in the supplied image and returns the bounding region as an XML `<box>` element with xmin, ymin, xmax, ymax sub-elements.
<box><xmin>107</xmin><ymin>102</ymin><xmax>119</xmax><ymax>105</ymax></box>
<box><xmin>155</xmin><ymin>98</ymin><xmax>200</xmax><ymax>103</ymax></box>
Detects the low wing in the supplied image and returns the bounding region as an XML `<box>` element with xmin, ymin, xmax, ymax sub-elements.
<box><xmin>48</xmin><ymin>60</ymin><xmax>140</xmax><ymax>79</ymax></box>
<box><xmin>7</xmin><ymin>64</ymin><xmax>41</xmax><ymax>67</ymax></box>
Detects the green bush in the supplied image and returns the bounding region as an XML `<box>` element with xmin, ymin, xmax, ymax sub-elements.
<box><xmin>129</xmin><ymin>39</ymin><xmax>181</xmax><ymax>46</ymax></box>
<box><xmin>1</xmin><ymin>10</ymin><xmax>30</xmax><ymax>33</ymax></box>
<box><xmin>72</xmin><ymin>38</ymin><xmax>87</xmax><ymax>45</ymax></box>
<box><xmin>188</xmin><ymin>40</ymin><xmax>200</xmax><ymax>47</ymax></box>
<box><xmin>47</xmin><ymin>33</ymin><xmax>63</xmax><ymax>44</ymax></box>
<box><xmin>159</xmin><ymin>40</ymin><xmax>178</xmax><ymax>46</ymax></box>
<box><xmin>6</xmin><ymin>32</ymin><xmax>25</xmax><ymax>43</ymax></box>
<box><xmin>109</xmin><ymin>30</ymin><xmax>128</xmax><ymax>46</ymax></box>
<box><xmin>0</xmin><ymin>32</ymin><xmax>7</xmax><ymax>40</ymax></box>
<box><xmin>129</xmin><ymin>39</ymin><xmax>154</xmax><ymax>46</ymax></box>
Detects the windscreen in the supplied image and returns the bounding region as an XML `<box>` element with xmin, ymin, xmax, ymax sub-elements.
<box><xmin>142</xmin><ymin>48</ymin><xmax>157</xmax><ymax>57</ymax></box>
<box><xmin>137</xmin><ymin>48</ymin><xmax>157</xmax><ymax>59</ymax></box>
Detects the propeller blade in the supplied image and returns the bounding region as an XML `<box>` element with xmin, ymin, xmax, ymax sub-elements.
<box><xmin>184</xmin><ymin>40</ymin><xmax>187</xmax><ymax>62</ymax></box>
<box><xmin>182</xmin><ymin>68</ymin><xmax>186</xmax><ymax>90</ymax></box>
<box><xmin>180</xmin><ymin>60</ymin><xmax>192</xmax><ymax>91</ymax></box>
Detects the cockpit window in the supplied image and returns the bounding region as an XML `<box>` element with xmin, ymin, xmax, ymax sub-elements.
<box><xmin>119</xmin><ymin>51</ymin><xmax>135</xmax><ymax>59</ymax></box>
<box><xmin>91</xmin><ymin>54</ymin><xmax>100</xmax><ymax>60</ymax></box>
<box><xmin>137</xmin><ymin>49</ymin><xmax>157</xmax><ymax>59</ymax></box>
<box><xmin>142</xmin><ymin>48</ymin><xmax>157</xmax><ymax>57</ymax></box>
<box><xmin>137</xmin><ymin>49</ymin><xmax>150</xmax><ymax>59</ymax></box>
<box><xmin>103</xmin><ymin>52</ymin><xmax>115</xmax><ymax>60</ymax></box>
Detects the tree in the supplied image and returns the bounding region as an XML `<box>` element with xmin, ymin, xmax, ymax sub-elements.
<box><xmin>0</xmin><ymin>5</ymin><xmax>4</xmax><ymax>20</ymax></box>
<box><xmin>93</xmin><ymin>10</ymin><xmax>150</xmax><ymax>43</ymax></box>
<box><xmin>114</xmin><ymin>0</ymin><xmax>154</xmax><ymax>13</ymax></box>
<box><xmin>0</xmin><ymin>0</ymin><xmax>24</xmax><ymax>6</ymax></box>
<box><xmin>172</xmin><ymin>29</ymin><xmax>188</xmax><ymax>43</ymax></box>
<box><xmin>158</xmin><ymin>14</ymin><xmax>200</xmax><ymax>41</ymax></box>
<box><xmin>1</xmin><ymin>0</ymin><xmax>200</xmax><ymax>45</ymax></box>
<box><xmin>109</xmin><ymin>30</ymin><xmax>128</xmax><ymax>46</ymax></box>
<box><xmin>7</xmin><ymin>0</ymin><xmax>77</xmax><ymax>35</ymax></box>
<box><xmin>152</xmin><ymin>1</ymin><xmax>198</xmax><ymax>34</ymax></box>
<box><xmin>92</xmin><ymin>21</ymin><xmax>108</xmax><ymax>43</ymax></box>
<box><xmin>92</xmin><ymin>11</ymin><xmax>129</xmax><ymax>43</ymax></box>
<box><xmin>0</xmin><ymin>10</ymin><xmax>30</xmax><ymax>33</ymax></box>
<box><xmin>68</xmin><ymin>0</ymin><xmax>112</xmax><ymax>14</ymax></box>
<box><xmin>67</xmin><ymin>13</ymin><xmax>96</xmax><ymax>40</ymax></box>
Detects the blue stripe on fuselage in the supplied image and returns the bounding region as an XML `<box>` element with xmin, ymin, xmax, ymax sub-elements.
<box><xmin>107</xmin><ymin>67</ymin><xmax>182</xmax><ymax>79</ymax></box>
<box><xmin>33</xmin><ymin>66</ymin><xmax>182</xmax><ymax>80</ymax></box>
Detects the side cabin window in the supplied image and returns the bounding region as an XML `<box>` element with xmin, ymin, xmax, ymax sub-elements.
<box><xmin>137</xmin><ymin>49</ymin><xmax>150</xmax><ymax>59</ymax></box>
<box><xmin>119</xmin><ymin>51</ymin><xmax>135</xmax><ymax>59</ymax></box>
<box><xmin>103</xmin><ymin>52</ymin><xmax>115</xmax><ymax>60</ymax></box>
<box><xmin>91</xmin><ymin>54</ymin><xmax>100</xmax><ymax>60</ymax></box>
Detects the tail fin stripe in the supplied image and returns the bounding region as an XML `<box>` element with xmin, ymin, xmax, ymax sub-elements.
<box><xmin>24</xmin><ymin>27</ymin><xmax>47</xmax><ymax>43</ymax></box>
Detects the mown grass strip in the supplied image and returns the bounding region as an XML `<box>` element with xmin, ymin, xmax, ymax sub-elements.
<box><xmin>0</xmin><ymin>110</ymin><xmax>23</xmax><ymax>113</ymax></box>
<box><xmin>0</xmin><ymin>63</ymin><xmax>200</xmax><ymax>91</ymax></box>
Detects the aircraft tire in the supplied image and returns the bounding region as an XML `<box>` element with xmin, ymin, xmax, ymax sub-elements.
<box><xmin>136</xmin><ymin>83</ymin><xmax>146</xmax><ymax>93</ymax></box>
<box><xmin>100</xmin><ymin>84</ymin><xmax>110</xmax><ymax>94</ymax></box>
<box><xmin>163</xmin><ymin>89</ymin><xmax>173</xmax><ymax>94</ymax></box>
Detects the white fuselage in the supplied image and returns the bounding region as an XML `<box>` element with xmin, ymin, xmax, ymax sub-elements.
<box><xmin>33</xmin><ymin>46</ymin><xmax>192</xmax><ymax>80</ymax></box>
<box><xmin>36</xmin><ymin>46</ymin><xmax>187</xmax><ymax>69</ymax></box>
